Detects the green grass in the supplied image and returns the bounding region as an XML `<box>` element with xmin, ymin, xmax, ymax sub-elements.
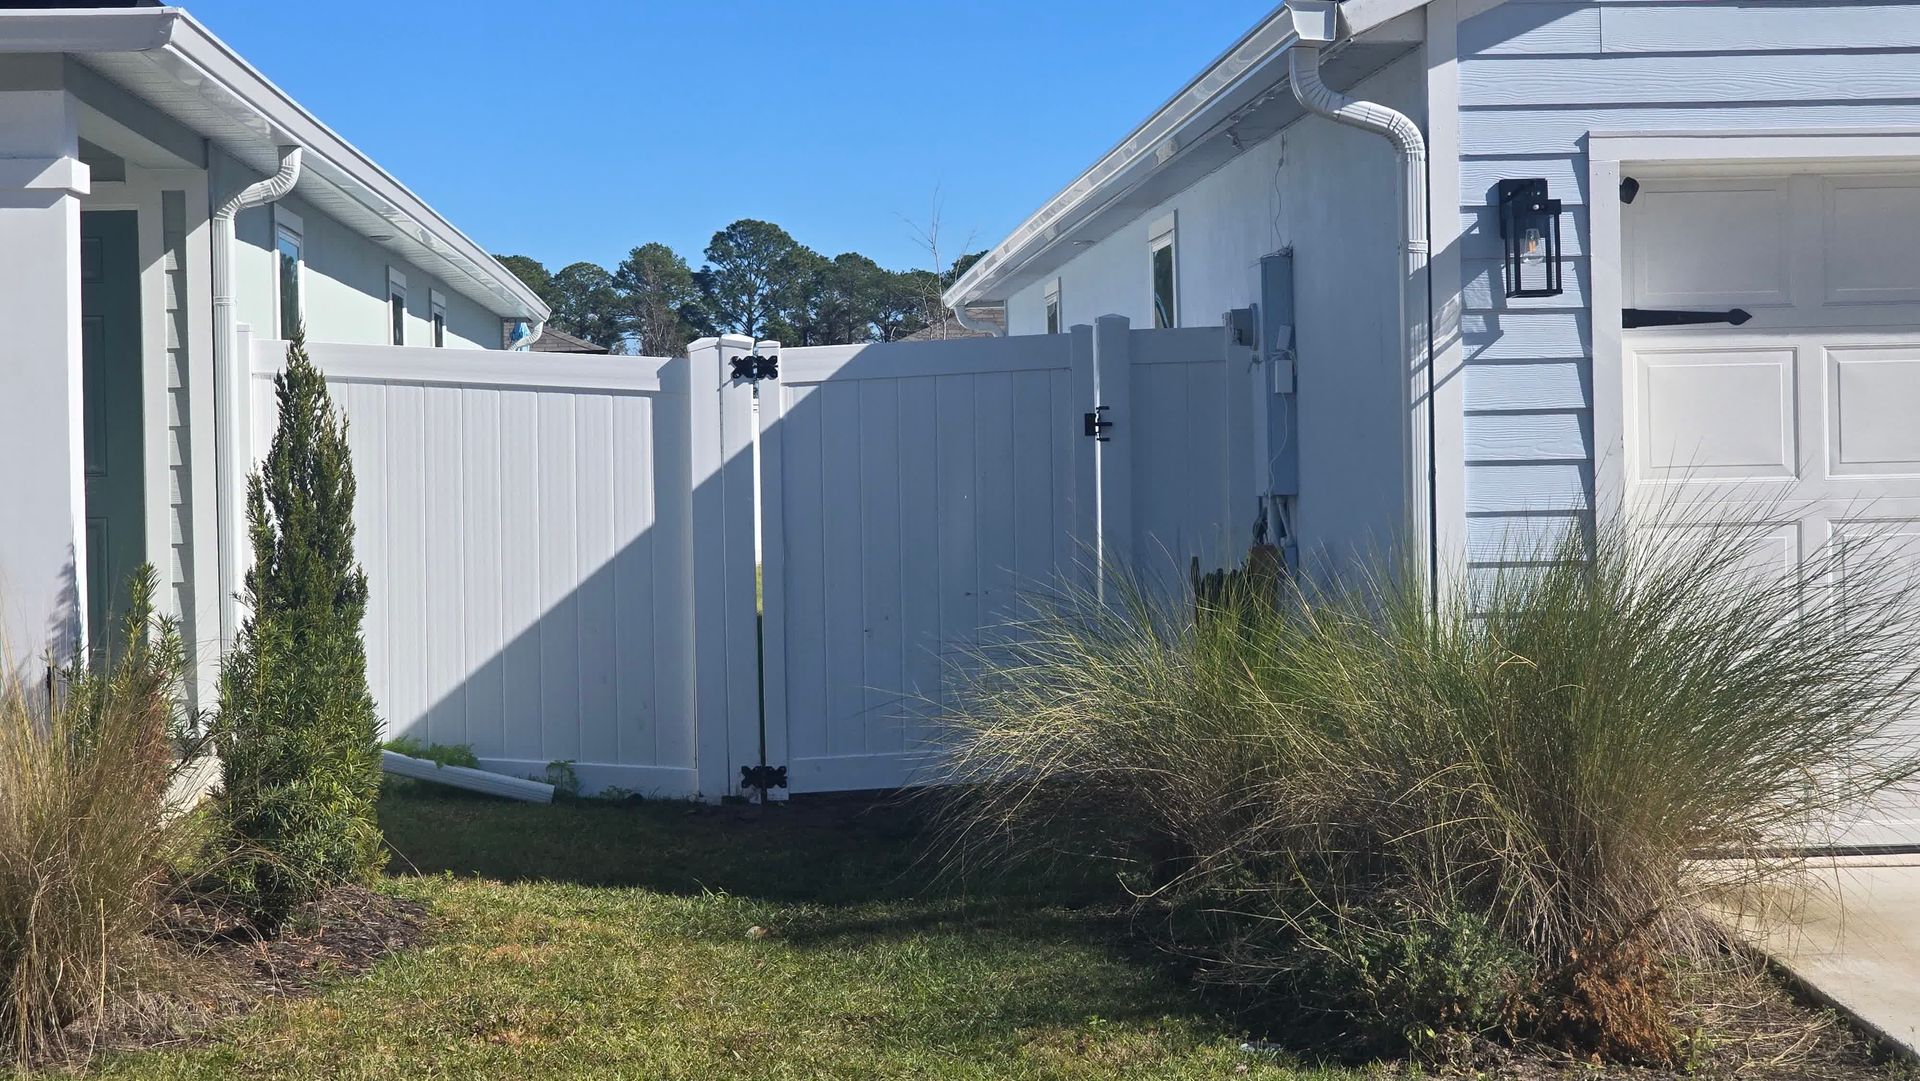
<box><xmin>89</xmin><ymin>782</ymin><xmax>1353</xmax><ymax>1080</ymax></box>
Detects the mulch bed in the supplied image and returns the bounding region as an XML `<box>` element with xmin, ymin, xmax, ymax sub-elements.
<box><xmin>38</xmin><ymin>884</ymin><xmax>429</xmax><ymax>1069</ymax></box>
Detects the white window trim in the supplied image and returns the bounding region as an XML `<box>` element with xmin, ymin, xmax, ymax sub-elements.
<box><xmin>274</xmin><ymin>206</ymin><xmax>305</xmax><ymax>340</ymax></box>
<box><xmin>1043</xmin><ymin>278</ymin><xmax>1062</xmax><ymax>334</ymax></box>
<box><xmin>387</xmin><ymin>266</ymin><xmax>408</xmax><ymax>346</ymax></box>
<box><xmin>1148</xmin><ymin>211</ymin><xmax>1178</xmax><ymax>328</ymax></box>
<box><xmin>430</xmin><ymin>288</ymin><xmax>447</xmax><ymax>348</ymax></box>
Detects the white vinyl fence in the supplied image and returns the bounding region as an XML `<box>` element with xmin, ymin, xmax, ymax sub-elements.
<box><xmin>247</xmin><ymin>332</ymin><xmax>696</xmax><ymax>795</ymax></box>
<box><xmin>245</xmin><ymin>314</ymin><xmax>1254</xmax><ymax>799</ymax></box>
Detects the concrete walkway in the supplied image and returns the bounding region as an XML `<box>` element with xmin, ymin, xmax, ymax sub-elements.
<box><xmin>1715</xmin><ymin>858</ymin><xmax>1920</xmax><ymax>1058</ymax></box>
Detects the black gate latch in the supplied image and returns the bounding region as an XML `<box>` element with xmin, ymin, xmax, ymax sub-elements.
<box><xmin>1083</xmin><ymin>406</ymin><xmax>1113</xmax><ymax>442</ymax></box>
<box><xmin>740</xmin><ymin>764</ymin><xmax>788</xmax><ymax>792</ymax></box>
<box><xmin>729</xmin><ymin>354</ymin><xmax>779</xmax><ymax>382</ymax></box>
<box><xmin>1622</xmin><ymin>308</ymin><xmax>1752</xmax><ymax>330</ymax></box>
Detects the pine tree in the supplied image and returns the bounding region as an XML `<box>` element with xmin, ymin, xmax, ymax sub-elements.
<box><xmin>215</xmin><ymin>327</ymin><xmax>382</xmax><ymax>929</ymax></box>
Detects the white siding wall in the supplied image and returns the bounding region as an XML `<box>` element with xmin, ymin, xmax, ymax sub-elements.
<box><xmin>1005</xmin><ymin>51</ymin><xmax>1425</xmax><ymax>569</ymax></box>
<box><xmin>1457</xmin><ymin>0</ymin><xmax>1920</xmax><ymax>577</ymax></box>
<box><xmin>214</xmin><ymin>149</ymin><xmax>502</xmax><ymax>351</ymax></box>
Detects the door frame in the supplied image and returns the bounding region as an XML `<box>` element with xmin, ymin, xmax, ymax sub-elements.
<box><xmin>80</xmin><ymin>166</ymin><xmax>214</xmax><ymax>691</ymax></box>
<box><xmin>1589</xmin><ymin>130</ymin><xmax>1920</xmax><ymax>524</ymax></box>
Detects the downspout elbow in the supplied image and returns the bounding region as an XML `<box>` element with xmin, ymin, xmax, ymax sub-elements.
<box><xmin>1287</xmin><ymin>47</ymin><xmax>1425</xmax><ymax>168</ymax></box>
<box><xmin>951</xmin><ymin>303</ymin><xmax>1005</xmax><ymax>338</ymax></box>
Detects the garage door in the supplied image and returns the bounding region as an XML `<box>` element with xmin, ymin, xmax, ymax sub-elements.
<box><xmin>1624</xmin><ymin>168</ymin><xmax>1920</xmax><ymax>849</ymax></box>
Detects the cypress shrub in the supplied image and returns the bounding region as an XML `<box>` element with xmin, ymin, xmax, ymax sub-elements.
<box><xmin>214</xmin><ymin>328</ymin><xmax>382</xmax><ymax>930</ymax></box>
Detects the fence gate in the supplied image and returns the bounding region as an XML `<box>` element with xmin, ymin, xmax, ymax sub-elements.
<box><xmin>695</xmin><ymin>317</ymin><xmax>1256</xmax><ymax>799</ymax></box>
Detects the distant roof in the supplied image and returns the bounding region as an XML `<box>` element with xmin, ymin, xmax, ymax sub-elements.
<box><xmin>902</xmin><ymin>307</ymin><xmax>1007</xmax><ymax>342</ymax></box>
<box><xmin>530</xmin><ymin>327</ymin><xmax>611</xmax><ymax>354</ymax></box>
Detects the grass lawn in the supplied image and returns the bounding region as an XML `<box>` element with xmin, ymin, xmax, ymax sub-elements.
<box><xmin>91</xmin><ymin>782</ymin><xmax>1351</xmax><ymax>1080</ymax></box>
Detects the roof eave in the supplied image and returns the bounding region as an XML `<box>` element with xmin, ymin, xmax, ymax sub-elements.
<box><xmin>944</xmin><ymin>0</ymin><xmax>1383</xmax><ymax>311</ymax></box>
<box><xmin>0</xmin><ymin>6</ymin><xmax>551</xmax><ymax>322</ymax></box>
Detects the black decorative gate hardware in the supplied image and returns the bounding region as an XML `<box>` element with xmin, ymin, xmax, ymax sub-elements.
<box><xmin>1083</xmin><ymin>406</ymin><xmax>1113</xmax><ymax>442</ymax></box>
<box><xmin>729</xmin><ymin>353</ymin><xmax>779</xmax><ymax>383</ymax></box>
<box><xmin>740</xmin><ymin>764</ymin><xmax>787</xmax><ymax>794</ymax></box>
<box><xmin>1622</xmin><ymin>308</ymin><xmax>1753</xmax><ymax>330</ymax></box>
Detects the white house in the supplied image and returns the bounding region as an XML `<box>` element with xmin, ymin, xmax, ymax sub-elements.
<box><xmin>946</xmin><ymin>0</ymin><xmax>1920</xmax><ymax>597</ymax></box>
<box><xmin>0</xmin><ymin>2</ymin><xmax>549</xmax><ymax>693</ymax></box>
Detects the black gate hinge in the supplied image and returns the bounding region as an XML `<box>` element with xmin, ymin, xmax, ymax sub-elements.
<box><xmin>740</xmin><ymin>764</ymin><xmax>788</xmax><ymax>792</ymax></box>
<box><xmin>1083</xmin><ymin>406</ymin><xmax>1113</xmax><ymax>442</ymax></box>
<box><xmin>729</xmin><ymin>354</ymin><xmax>779</xmax><ymax>383</ymax></box>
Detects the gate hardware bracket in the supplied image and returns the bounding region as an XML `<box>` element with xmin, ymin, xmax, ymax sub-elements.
<box><xmin>1622</xmin><ymin>308</ymin><xmax>1752</xmax><ymax>330</ymax></box>
<box><xmin>1083</xmin><ymin>406</ymin><xmax>1113</xmax><ymax>442</ymax></box>
<box><xmin>740</xmin><ymin>764</ymin><xmax>788</xmax><ymax>792</ymax></box>
<box><xmin>729</xmin><ymin>354</ymin><xmax>779</xmax><ymax>383</ymax></box>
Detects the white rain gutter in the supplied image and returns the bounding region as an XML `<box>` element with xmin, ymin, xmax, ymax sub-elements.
<box><xmin>211</xmin><ymin>144</ymin><xmax>303</xmax><ymax>648</ymax></box>
<box><xmin>1285</xmin><ymin>2</ymin><xmax>1437</xmax><ymax>595</ymax></box>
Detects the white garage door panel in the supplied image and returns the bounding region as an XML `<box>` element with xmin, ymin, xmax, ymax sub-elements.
<box><xmin>1631</xmin><ymin>179</ymin><xmax>1793</xmax><ymax>309</ymax></box>
<box><xmin>1830</xmin><ymin>344</ymin><xmax>1920</xmax><ymax>474</ymax></box>
<box><xmin>1626</xmin><ymin>170</ymin><xmax>1920</xmax><ymax>849</ymax></box>
<box><xmin>1825</xmin><ymin>176</ymin><xmax>1920</xmax><ymax>306</ymax></box>
<box><xmin>1634</xmin><ymin>346</ymin><xmax>1797</xmax><ymax>481</ymax></box>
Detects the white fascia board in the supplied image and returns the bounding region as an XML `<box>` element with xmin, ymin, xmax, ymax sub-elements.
<box><xmin>943</xmin><ymin>0</ymin><xmax>1427</xmax><ymax>309</ymax></box>
<box><xmin>0</xmin><ymin>8</ymin><xmax>175</xmax><ymax>53</ymax></box>
<box><xmin>0</xmin><ymin>7</ymin><xmax>549</xmax><ymax>322</ymax></box>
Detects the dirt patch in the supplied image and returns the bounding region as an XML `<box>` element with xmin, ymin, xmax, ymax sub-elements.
<box><xmin>37</xmin><ymin>884</ymin><xmax>428</xmax><ymax>1069</ymax></box>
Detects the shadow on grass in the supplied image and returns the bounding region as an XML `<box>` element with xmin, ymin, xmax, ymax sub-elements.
<box><xmin>378</xmin><ymin>779</ymin><xmax>1100</xmax><ymax>908</ymax></box>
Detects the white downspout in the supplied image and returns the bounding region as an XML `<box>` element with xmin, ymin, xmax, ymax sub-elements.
<box><xmin>211</xmin><ymin>144</ymin><xmax>303</xmax><ymax>648</ymax></box>
<box><xmin>951</xmin><ymin>304</ymin><xmax>1005</xmax><ymax>337</ymax></box>
<box><xmin>1287</xmin><ymin>43</ymin><xmax>1437</xmax><ymax>597</ymax></box>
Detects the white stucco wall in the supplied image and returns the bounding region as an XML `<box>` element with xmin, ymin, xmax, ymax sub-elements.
<box><xmin>213</xmin><ymin>149</ymin><xmax>499</xmax><ymax>350</ymax></box>
<box><xmin>1004</xmin><ymin>51</ymin><xmax>1426</xmax><ymax>568</ymax></box>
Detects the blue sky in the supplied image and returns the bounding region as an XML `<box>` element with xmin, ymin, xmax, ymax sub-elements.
<box><xmin>182</xmin><ymin>0</ymin><xmax>1275</xmax><ymax>275</ymax></box>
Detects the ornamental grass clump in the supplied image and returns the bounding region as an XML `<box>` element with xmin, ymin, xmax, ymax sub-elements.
<box><xmin>214</xmin><ymin>327</ymin><xmax>383</xmax><ymax>932</ymax></box>
<box><xmin>0</xmin><ymin>569</ymin><xmax>196</xmax><ymax>1063</ymax></box>
<box><xmin>936</xmin><ymin>513</ymin><xmax>1920</xmax><ymax>1063</ymax></box>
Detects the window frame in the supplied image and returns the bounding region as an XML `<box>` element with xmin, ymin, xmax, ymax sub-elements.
<box><xmin>274</xmin><ymin>206</ymin><xmax>305</xmax><ymax>341</ymax></box>
<box><xmin>1149</xmin><ymin>211</ymin><xmax>1178</xmax><ymax>329</ymax></box>
<box><xmin>1043</xmin><ymin>278</ymin><xmax>1062</xmax><ymax>334</ymax></box>
<box><xmin>430</xmin><ymin>288</ymin><xmax>447</xmax><ymax>348</ymax></box>
<box><xmin>387</xmin><ymin>266</ymin><xmax>408</xmax><ymax>346</ymax></box>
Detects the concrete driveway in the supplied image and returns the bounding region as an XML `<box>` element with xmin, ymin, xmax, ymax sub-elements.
<box><xmin>1715</xmin><ymin>857</ymin><xmax>1920</xmax><ymax>1059</ymax></box>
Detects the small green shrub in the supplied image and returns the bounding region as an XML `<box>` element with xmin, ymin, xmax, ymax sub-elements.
<box><xmin>936</xmin><ymin>508</ymin><xmax>1920</xmax><ymax>1063</ymax></box>
<box><xmin>1290</xmin><ymin>904</ymin><xmax>1529</xmax><ymax>1058</ymax></box>
<box><xmin>543</xmin><ymin>760</ymin><xmax>581</xmax><ymax>798</ymax></box>
<box><xmin>0</xmin><ymin>567</ymin><xmax>193</xmax><ymax>1062</ymax></box>
<box><xmin>214</xmin><ymin>328</ymin><xmax>383</xmax><ymax>931</ymax></box>
<box><xmin>382</xmin><ymin>737</ymin><xmax>480</xmax><ymax>770</ymax></box>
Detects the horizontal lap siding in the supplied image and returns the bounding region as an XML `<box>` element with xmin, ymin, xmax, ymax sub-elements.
<box><xmin>1457</xmin><ymin>0</ymin><xmax>1920</xmax><ymax>569</ymax></box>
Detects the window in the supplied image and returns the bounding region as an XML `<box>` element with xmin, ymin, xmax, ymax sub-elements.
<box><xmin>1149</xmin><ymin>213</ymin><xmax>1178</xmax><ymax>328</ymax></box>
<box><xmin>388</xmin><ymin>267</ymin><xmax>408</xmax><ymax>346</ymax></box>
<box><xmin>1044</xmin><ymin>279</ymin><xmax>1062</xmax><ymax>334</ymax></box>
<box><xmin>274</xmin><ymin>208</ymin><xmax>304</xmax><ymax>340</ymax></box>
<box><xmin>430</xmin><ymin>289</ymin><xmax>447</xmax><ymax>348</ymax></box>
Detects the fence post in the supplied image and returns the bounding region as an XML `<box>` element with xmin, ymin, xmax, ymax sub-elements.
<box><xmin>1092</xmin><ymin>314</ymin><xmax>1133</xmax><ymax>598</ymax></box>
<box><xmin>687</xmin><ymin>334</ymin><xmax>760</xmax><ymax>800</ymax></box>
<box><xmin>1067</xmin><ymin>324</ymin><xmax>1096</xmax><ymax>591</ymax></box>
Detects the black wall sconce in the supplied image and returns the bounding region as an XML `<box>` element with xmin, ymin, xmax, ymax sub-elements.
<box><xmin>1498</xmin><ymin>178</ymin><xmax>1563</xmax><ymax>298</ymax></box>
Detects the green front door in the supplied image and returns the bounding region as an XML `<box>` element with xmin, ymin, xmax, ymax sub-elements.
<box><xmin>81</xmin><ymin>210</ymin><xmax>145</xmax><ymax>667</ymax></box>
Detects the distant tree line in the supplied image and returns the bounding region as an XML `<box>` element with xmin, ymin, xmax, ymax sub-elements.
<box><xmin>497</xmin><ymin>219</ymin><xmax>985</xmax><ymax>356</ymax></box>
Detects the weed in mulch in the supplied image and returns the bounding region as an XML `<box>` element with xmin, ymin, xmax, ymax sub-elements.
<box><xmin>37</xmin><ymin>884</ymin><xmax>427</xmax><ymax>1069</ymax></box>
